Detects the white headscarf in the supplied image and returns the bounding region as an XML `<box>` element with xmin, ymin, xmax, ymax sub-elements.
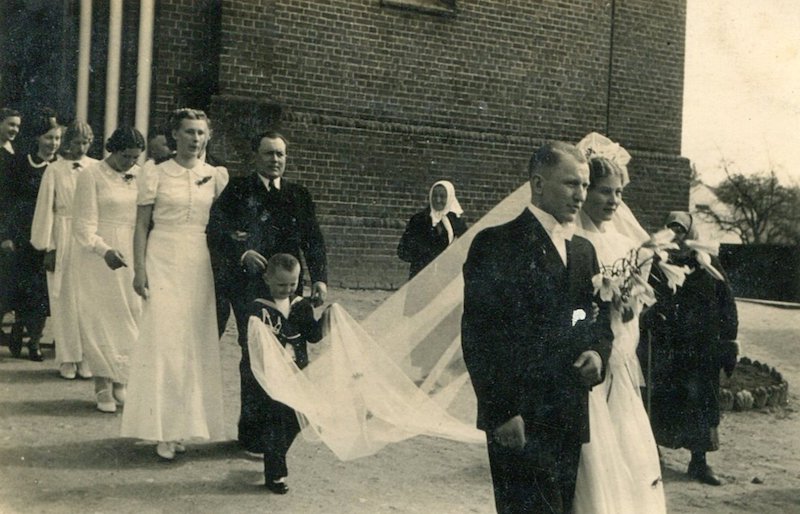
<box><xmin>428</xmin><ymin>180</ymin><xmax>464</xmax><ymax>244</ymax></box>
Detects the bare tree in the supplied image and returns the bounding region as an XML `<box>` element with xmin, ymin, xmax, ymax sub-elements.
<box><xmin>695</xmin><ymin>161</ymin><xmax>800</xmax><ymax>245</ymax></box>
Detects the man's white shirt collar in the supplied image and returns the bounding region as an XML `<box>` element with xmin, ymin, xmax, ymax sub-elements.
<box><xmin>528</xmin><ymin>204</ymin><xmax>575</xmax><ymax>265</ymax></box>
<box><xmin>259</xmin><ymin>175</ymin><xmax>281</xmax><ymax>191</ymax></box>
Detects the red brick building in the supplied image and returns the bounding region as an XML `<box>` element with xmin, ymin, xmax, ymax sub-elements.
<box><xmin>1</xmin><ymin>0</ymin><xmax>690</xmax><ymax>288</ymax></box>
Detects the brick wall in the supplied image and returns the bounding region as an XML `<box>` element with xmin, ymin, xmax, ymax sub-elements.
<box><xmin>152</xmin><ymin>0</ymin><xmax>691</xmax><ymax>288</ymax></box>
<box><xmin>607</xmin><ymin>0</ymin><xmax>687</xmax><ymax>154</ymax></box>
<box><xmin>149</xmin><ymin>0</ymin><xmax>222</xmax><ymax>130</ymax></box>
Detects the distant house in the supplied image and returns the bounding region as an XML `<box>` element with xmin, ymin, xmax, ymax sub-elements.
<box><xmin>690</xmin><ymin>182</ymin><xmax>742</xmax><ymax>244</ymax></box>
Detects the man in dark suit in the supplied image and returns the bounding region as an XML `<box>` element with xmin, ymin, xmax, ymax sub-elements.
<box><xmin>462</xmin><ymin>141</ymin><xmax>613</xmax><ymax>513</ymax></box>
<box><xmin>208</xmin><ymin>131</ymin><xmax>327</xmax><ymax>451</ymax></box>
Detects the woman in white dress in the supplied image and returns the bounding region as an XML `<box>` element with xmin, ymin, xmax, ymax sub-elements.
<box><xmin>573</xmin><ymin>134</ymin><xmax>667</xmax><ymax>514</ymax></box>
<box><xmin>31</xmin><ymin>120</ymin><xmax>98</xmax><ymax>379</ymax></box>
<box><xmin>73</xmin><ymin>127</ymin><xmax>145</xmax><ymax>413</ymax></box>
<box><xmin>121</xmin><ymin>109</ymin><xmax>229</xmax><ymax>460</ymax></box>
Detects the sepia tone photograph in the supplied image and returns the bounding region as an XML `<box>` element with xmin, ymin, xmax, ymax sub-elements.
<box><xmin>0</xmin><ymin>0</ymin><xmax>798</xmax><ymax>513</ymax></box>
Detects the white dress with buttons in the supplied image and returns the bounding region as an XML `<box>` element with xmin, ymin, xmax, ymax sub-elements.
<box><xmin>121</xmin><ymin>159</ymin><xmax>229</xmax><ymax>442</ymax></box>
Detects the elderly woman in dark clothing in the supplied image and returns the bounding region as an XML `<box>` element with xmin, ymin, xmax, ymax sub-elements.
<box><xmin>397</xmin><ymin>180</ymin><xmax>467</xmax><ymax>279</ymax></box>
<box><xmin>2</xmin><ymin>109</ymin><xmax>61</xmax><ymax>360</ymax></box>
<box><xmin>642</xmin><ymin>211</ymin><xmax>739</xmax><ymax>486</ymax></box>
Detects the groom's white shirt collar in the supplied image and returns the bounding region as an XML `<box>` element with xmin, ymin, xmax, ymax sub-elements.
<box><xmin>528</xmin><ymin>204</ymin><xmax>574</xmax><ymax>266</ymax></box>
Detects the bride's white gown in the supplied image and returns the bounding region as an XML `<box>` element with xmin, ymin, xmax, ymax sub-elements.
<box><xmin>573</xmin><ymin>213</ymin><xmax>667</xmax><ymax>514</ymax></box>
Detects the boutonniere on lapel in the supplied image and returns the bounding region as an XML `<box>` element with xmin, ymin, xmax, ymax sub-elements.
<box><xmin>122</xmin><ymin>173</ymin><xmax>135</xmax><ymax>183</ymax></box>
<box><xmin>195</xmin><ymin>176</ymin><xmax>212</xmax><ymax>186</ymax></box>
<box><xmin>571</xmin><ymin>309</ymin><xmax>587</xmax><ymax>326</ymax></box>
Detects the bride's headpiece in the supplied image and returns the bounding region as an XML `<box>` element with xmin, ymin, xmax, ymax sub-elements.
<box><xmin>576</xmin><ymin>132</ymin><xmax>631</xmax><ymax>187</ymax></box>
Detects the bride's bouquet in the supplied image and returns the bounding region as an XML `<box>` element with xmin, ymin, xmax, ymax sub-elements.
<box><xmin>592</xmin><ymin>228</ymin><xmax>691</xmax><ymax>322</ymax></box>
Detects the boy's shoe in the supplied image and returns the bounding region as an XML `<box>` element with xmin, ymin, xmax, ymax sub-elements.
<box><xmin>265</xmin><ymin>478</ymin><xmax>289</xmax><ymax>494</ymax></box>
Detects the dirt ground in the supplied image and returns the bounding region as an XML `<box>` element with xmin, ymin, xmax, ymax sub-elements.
<box><xmin>0</xmin><ymin>290</ymin><xmax>798</xmax><ymax>514</ymax></box>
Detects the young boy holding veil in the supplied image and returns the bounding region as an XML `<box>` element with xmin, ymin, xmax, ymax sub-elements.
<box><xmin>245</xmin><ymin>253</ymin><xmax>324</xmax><ymax>494</ymax></box>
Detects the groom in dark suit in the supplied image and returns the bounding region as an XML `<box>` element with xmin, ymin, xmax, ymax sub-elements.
<box><xmin>462</xmin><ymin>141</ymin><xmax>613</xmax><ymax>513</ymax></box>
<box><xmin>208</xmin><ymin>131</ymin><xmax>327</xmax><ymax>451</ymax></box>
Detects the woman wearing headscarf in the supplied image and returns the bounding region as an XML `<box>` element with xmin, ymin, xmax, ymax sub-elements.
<box><xmin>397</xmin><ymin>180</ymin><xmax>467</xmax><ymax>279</ymax></box>
<box><xmin>642</xmin><ymin>211</ymin><xmax>739</xmax><ymax>486</ymax></box>
<box><xmin>4</xmin><ymin>108</ymin><xmax>61</xmax><ymax>360</ymax></box>
<box><xmin>31</xmin><ymin>120</ymin><xmax>98</xmax><ymax>378</ymax></box>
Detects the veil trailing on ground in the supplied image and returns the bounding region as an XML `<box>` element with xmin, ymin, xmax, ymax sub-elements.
<box><xmin>247</xmin><ymin>136</ymin><xmax>657</xmax><ymax>461</ymax></box>
<box><xmin>247</xmin><ymin>183</ymin><xmax>532</xmax><ymax>460</ymax></box>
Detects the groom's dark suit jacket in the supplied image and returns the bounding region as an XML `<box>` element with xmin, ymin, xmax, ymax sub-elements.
<box><xmin>462</xmin><ymin>209</ymin><xmax>613</xmax><ymax>449</ymax></box>
<box><xmin>208</xmin><ymin>173</ymin><xmax>327</xmax><ymax>296</ymax></box>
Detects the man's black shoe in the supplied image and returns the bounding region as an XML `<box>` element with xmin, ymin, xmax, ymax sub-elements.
<box><xmin>688</xmin><ymin>462</ymin><xmax>722</xmax><ymax>486</ymax></box>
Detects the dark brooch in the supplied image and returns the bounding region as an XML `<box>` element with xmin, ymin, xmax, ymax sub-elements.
<box><xmin>195</xmin><ymin>176</ymin><xmax>212</xmax><ymax>186</ymax></box>
<box><xmin>122</xmin><ymin>173</ymin><xmax>135</xmax><ymax>183</ymax></box>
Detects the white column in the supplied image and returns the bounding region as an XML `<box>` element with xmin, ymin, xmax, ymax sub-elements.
<box><xmin>104</xmin><ymin>0</ymin><xmax>123</xmax><ymax>155</ymax></box>
<box><xmin>135</xmin><ymin>0</ymin><xmax>156</xmax><ymax>160</ymax></box>
<box><xmin>75</xmin><ymin>0</ymin><xmax>92</xmax><ymax>122</ymax></box>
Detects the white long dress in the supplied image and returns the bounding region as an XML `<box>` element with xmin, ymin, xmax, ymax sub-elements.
<box><xmin>121</xmin><ymin>160</ymin><xmax>229</xmax><ymax>442</ymax></box>
<box><xmin>30</xmin><ymin>155</ymin><xmax>98</xmax><ymax>364</ymax></box>
<box><xmin>573</xmin><ymin>215</ymin><xmax>667</xmax><ymax>514</ymax></box>
<box><xmin>72</xmin><ymin>162</ymin><xmax>141</xmax><ymax>383</ymax></box>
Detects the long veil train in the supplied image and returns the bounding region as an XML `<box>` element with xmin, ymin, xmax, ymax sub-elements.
<box><xmin>247</xmin><ymin>180</ymin><xmax>651</xmax><ymax>461</ymax></box>
<box><xmin>248</xmin><ymin>183</ymin><xmax>532</xmax><ymax>460</ymax></box>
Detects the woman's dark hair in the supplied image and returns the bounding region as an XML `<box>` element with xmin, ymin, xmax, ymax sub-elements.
<box><xmin>0</xmin><ymin>107</ymin><xmax>21</xmax><ymax>122</ymax></box>
<box><xmin>21</xmin><ymin>107</ymin><xmax>60</xmax><ymax>154</ymax></box>
<box><xmin>587</xmin><ymin>156</ymin><xmax>625</xmax><ymax>187</ymax></box>
<box><xmin>105</xmin><ymin>126</ymin><xmax>146</xmax><ymax>153</ymax></box>
<box><xmin>165</xmin><ymin>108</ymin><xmax>208</xmax><ymax>151</ymax></box>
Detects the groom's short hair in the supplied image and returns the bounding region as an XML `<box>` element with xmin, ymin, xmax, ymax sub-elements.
<box><xmin>528</xmin><ymin>141</ymin><xmax>586</xmax><ymax>179</ymax></box>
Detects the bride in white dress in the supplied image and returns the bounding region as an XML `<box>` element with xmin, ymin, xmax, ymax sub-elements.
<box><xmin>121</xmin><ymin>109</ymin><xmax>229</xmax><ymax>460</ymax></box>
<box><xmin>573</xmin><ymin>133</ymin><xmax>667</xmax><ymax>514</ymax></box>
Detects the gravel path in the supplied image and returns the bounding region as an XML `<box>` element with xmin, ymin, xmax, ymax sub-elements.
<box><xmin>0</xmin><ymin>293</ymin><xmax>797</xmax><ymax>513</ymax></box>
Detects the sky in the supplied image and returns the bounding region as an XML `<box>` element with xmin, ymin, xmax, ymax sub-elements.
<box><xmin>682</xmin><ymin>0</ymin><xmax>800</xmax><ymax>186</ymax></box>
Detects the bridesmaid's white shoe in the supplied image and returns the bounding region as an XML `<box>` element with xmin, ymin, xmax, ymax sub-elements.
<box><xmin>76</xmin><ymin>361</ymin><xmax>93</xmax><ymax>379</ymax></box>
<box><xmin>95</xmin><ymin>389</ymin><xmax>117</xmax><ymax>413</ymax></box>
<box><xmin>112</xmin><ymin>383</ymin><xmax>126</xmax><ymax>406</ymax></box>
<box><xmin>156</xmin><ymin>441</ymin><xmax>175</xmax><ymax>461</ymax></box>
<box><xmin>59</xmin><ymin>363</ymin><xmax>77</xmax><ymax>380</ymax></box>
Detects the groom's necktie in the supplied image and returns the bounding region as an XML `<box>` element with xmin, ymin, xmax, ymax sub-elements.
<box><xmin>549</xmin><ymin>223</ymin><xmax>575</xmax><ymax>266</ymax></box>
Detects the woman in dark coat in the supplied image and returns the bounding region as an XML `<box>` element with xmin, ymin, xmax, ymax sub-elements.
<box><xmin>3</xmin><ymin>109</ymin><xmax>61</xmax><ymax>360</ymax></box>
<box><xmin>642</xmin><ymin>211</ymin><xmax>739</xmax><ymax>486</ymax></box>
<box><xmin>397</xmin><ymin>180</ymin><xmax>467</xmax><ymax>279</ymax></box>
